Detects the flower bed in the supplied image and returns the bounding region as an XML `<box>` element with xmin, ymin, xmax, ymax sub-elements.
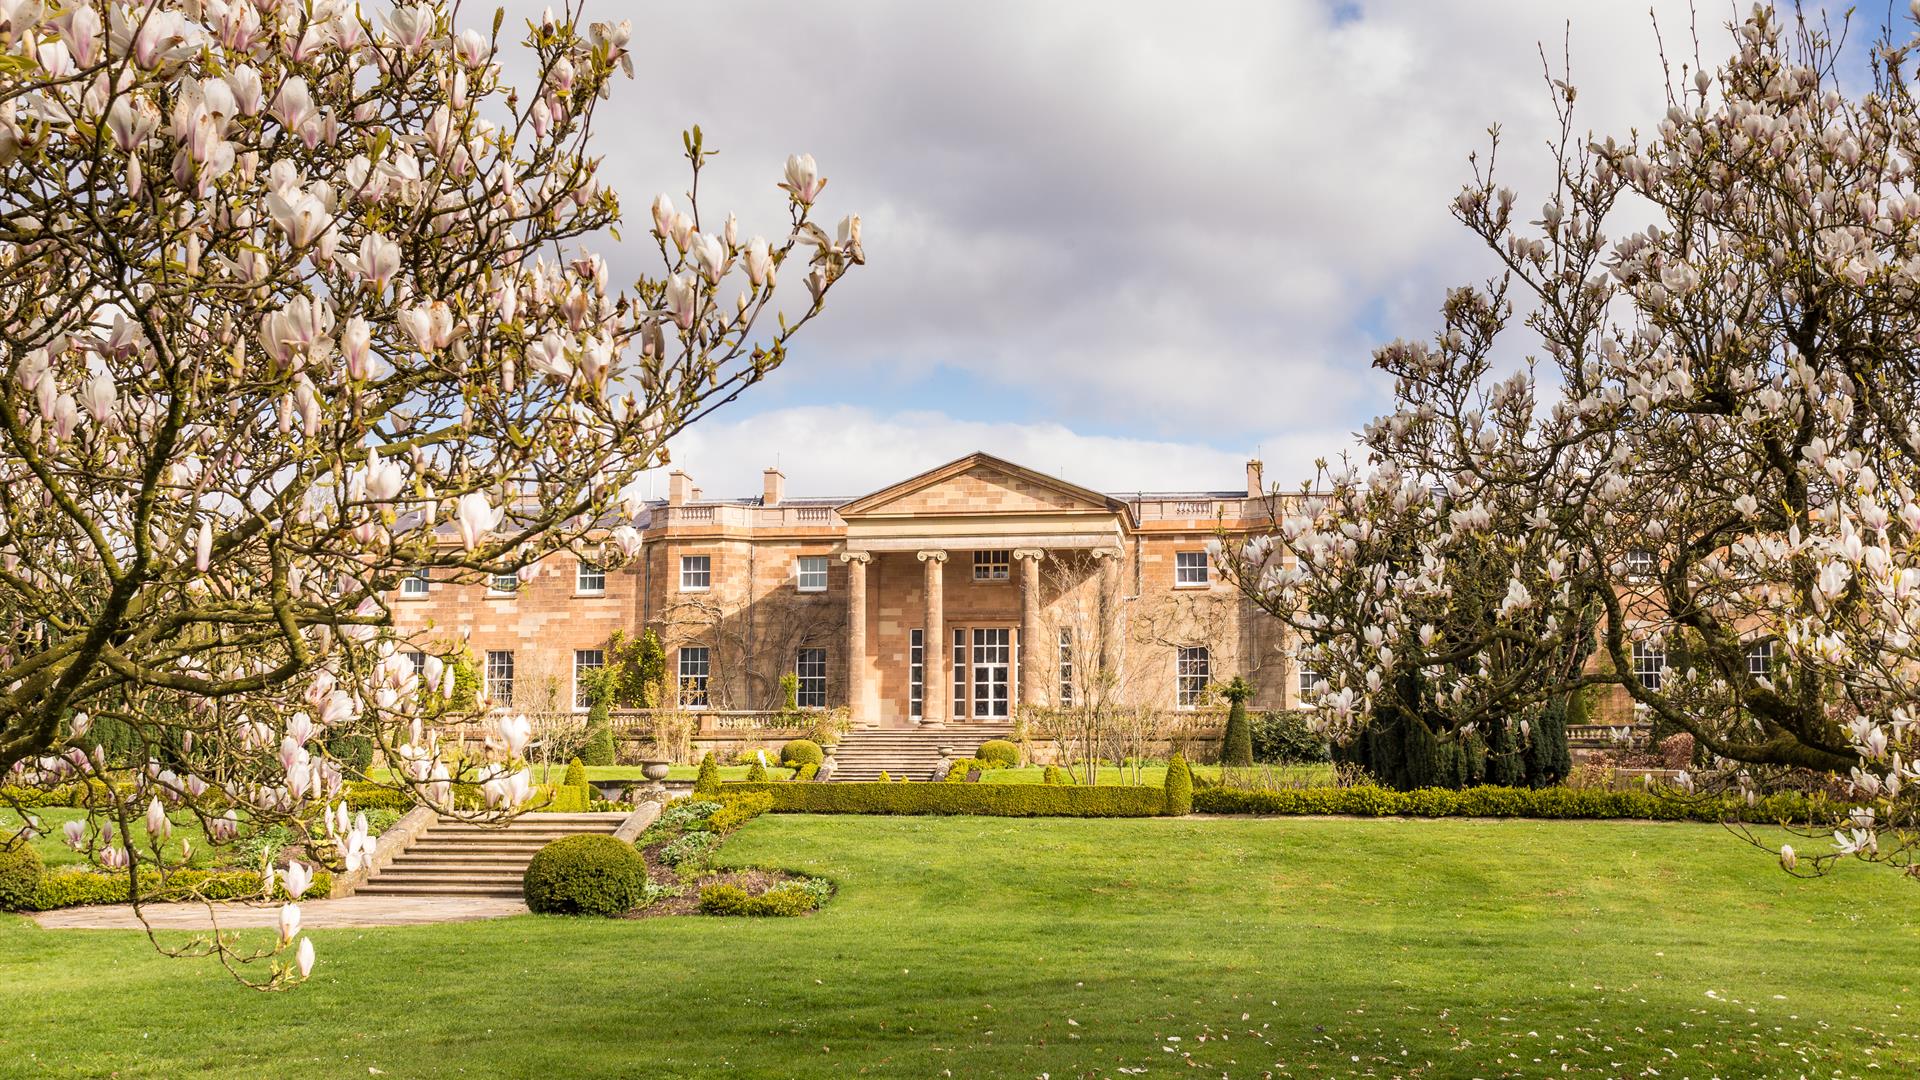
<box><xmin>617</xmin><ymin>793</ymin><xmax>830</xmax><ymax>918</ymax></box>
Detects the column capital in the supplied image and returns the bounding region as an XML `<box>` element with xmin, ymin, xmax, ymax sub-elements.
<box><xmin>1011</xmin><ymin>547</ymin><xmax>1047</xmax><ymax>563</ymax></box>
<box><xmin>839</xmin><ymin>550</ymin><xmax>872</xmax><ymax>564</ymax></box>
<box><xmin>1090</xmin><ymin>546</ymin><xmax>1123</xmax><ymax>560</ymax></box>
<box><xmin>916</xmin><ymin>549</ymin><xmax>948</xmax><ymax>563</ymax></box>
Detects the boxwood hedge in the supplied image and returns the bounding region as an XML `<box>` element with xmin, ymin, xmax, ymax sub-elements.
<box><xmin>24</xmin><ymin>867</ymin><xmax>334</xmax><ymax>912</ymax></box>
<box><xmin>720</xmin><ymin>780</ymin><xmax>1169</xmax><ymax>817</ymax></box>
<box><xmin>1192</xmin><ymin>784</ymin><xmax>1833</xmax><ymax>823</ymax></box>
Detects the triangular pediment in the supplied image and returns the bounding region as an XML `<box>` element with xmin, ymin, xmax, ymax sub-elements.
<box><xmin>839</xmin><ymin>453</ymin><xmax>1125</xmax><ymax>520</ymax></box>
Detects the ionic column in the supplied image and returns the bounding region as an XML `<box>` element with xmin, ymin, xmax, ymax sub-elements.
<box><xmin>1013</xmin><ymin>548</ymin><xmax>1047</xmax><ymax>707</ymax></box>
<box><xmin>918</xmin><ymin>550</ymin><xmax>948</xmax><ymax>725</ymax></box>
<box><xmin>841</xmin><ymin>551</ymin><xmax>871</xmax><ymax>723</ymax></box>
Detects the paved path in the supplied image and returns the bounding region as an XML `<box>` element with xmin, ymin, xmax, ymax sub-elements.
<box><xmin>32</xmin><ymin>894</ymin><xmax>528</xmax><ymax>930</ymax></box>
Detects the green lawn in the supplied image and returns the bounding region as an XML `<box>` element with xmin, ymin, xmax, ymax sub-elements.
<box><xmin>3</xmin><ymin>807</ymin><xmax>220</xmax><ymax>869</ymax></box>
<box><xmin>3</xmin><ymin>816</ymin><xmax>1914</xmax><ymax>1077</ymax></box>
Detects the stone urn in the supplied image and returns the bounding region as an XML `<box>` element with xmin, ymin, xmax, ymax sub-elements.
<box><xmin>641</xmin><ymin>760</ymin><xmax>672</xmax><ymax>782</ymax></box>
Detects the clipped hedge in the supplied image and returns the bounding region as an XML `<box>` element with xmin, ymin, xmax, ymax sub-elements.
<box><xmin>29</xmin><ymin>867</ymin><xmax>333</xmax><ymax>912</ymax></box>
<box><xmin>343</xmin><ymin>780</ymin><xmax>482</xmax><ymax>812</ymax></box>
<box><xmin>939</xmin><ymin>757</ymin><xmax>1006</xmax><ymax>781</ymax></box>
<box><xmin>719</xmin><ymin>780</ymin><xmax>1166</xmax><ymax>817</ymax></box>
<box><xmin>536</xmin><ymin>783</ymin><xmax>591</xmax><ymax>813</ymax></box>
<box><xmin>0</xmin><ymin>780</ymin><xmax>121</xmax><ymax>808</ymax></box>
<box><xmin>1191</xmin><ymin>784</ymin><xmax>1833</xmax><ymax>822</ymax></box>
<box><xmin>705</xmin><ymin>791</ymin><xmax>774</xmax><ymax>834</ymax></box>
<box><xmin>523</xmin><ymin>834</ymin><xmax>649</xmax><ymax>917</ymax></box>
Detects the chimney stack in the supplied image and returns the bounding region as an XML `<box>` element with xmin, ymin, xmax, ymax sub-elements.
<box><xmin>691</xmin><ymin>486</ymin><xmax>704</xmax><ymax>502</ymax></box>
<box><xmin>763</xmin><ymin>468</ymin><xmax>785</xmax><ymax>507</ymax></box>
<box><xmin>1246</xmin><ymin>459</ymin><xmax>1265</xmax><ymax>498</ymax></box>
<box><xmin>667</xmin><ymin>469</ymin><xmax>691</xmax><ymax>506</ymax></box>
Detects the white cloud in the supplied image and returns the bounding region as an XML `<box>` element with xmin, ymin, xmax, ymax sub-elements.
<box><xmin>487</xmin><ymin>1</ymin><xmax>1752</xmax><ymax>489</ymax></box>
<box><xmin>648</xmin><ymin>405</ymin><xmax>1361</xmax><ymax>502</ymax></box>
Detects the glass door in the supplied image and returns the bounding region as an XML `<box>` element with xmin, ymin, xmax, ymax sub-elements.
<box><xmin>971</xmin><ymin>628</ymin><xmax>1011</xmax><ymax>719</ymax></box>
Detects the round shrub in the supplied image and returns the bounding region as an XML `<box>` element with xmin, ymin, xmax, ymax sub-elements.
<box><xmin>0</xmin><ymin>838</ymin><xmax>43</xmax><ymax>911</ymax></box>
<box><xmin>976</xmin><ymin>739</ymin><xmax>1018</xmax><ymax>767</ymax></box>
<box><xmin>780</xmin><ymin>738</ymin><xmax>824</xmax><ymax>767</ymax></box>
<box><xmin>0</xmin><ymin>834</ymin><xmax>44</xmax><ymax>907</ymax></box>
<box><xmin>522</xmin><ymin>835</ymin><xmax>649</xmax><ymax>917</ymax></box>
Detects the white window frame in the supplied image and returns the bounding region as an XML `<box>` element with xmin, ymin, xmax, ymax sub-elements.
<box><xmin>909</xmin><ymin>629</ymin><xmax>924</xmax><ymax>720</ymax></box>
<box><xmin>488</xmin><ymin>571</ymin><xmax>520</xmax><ymax>595</ymax></box>
<box><xmin>1298</xmin><ymin>654</ymin><xmax>1327</xmax><ymax>703</ymax></box>
<box><xmin>1632</xmin><ymin>639</ymin><xmax>1665</xmax><ymax>691</ymax></box>
<box><xmin>400</xmin><ymin>569</ymin><xmax>430</xmax><ymax>598</ymax></box>
<box><xmin>952</xmin><ymin>628</ymin><xmax>967</xmax><ymax>718</ymax></box>
<box><xmin>1058</xmin><ymin>629</ymin><xmax>1075</xmax><ymax>708</ymax></box>
<box><xmin>1176</xmin><ymin>646</ymin><xmax>1211</xmax><ymax>709</ymax></box>
<box><xmin>576</xmin><ymin>559</ymin><xmax>605</xmax><ymax>594</ymax></box>
<box><xmin>973</xmin><ymin>550</ymin><xmax>1011</xmax><ymax>582</ymax></box>
<box><xmin>677</xmin><ymin>646</ymin><xmax>711</xmax><ymax>709</ymax></box>
<box><xmin>795</xmin><ymin>647</ymin><xmax>827</xmax><ymax>709</ymax></box>
<box><xmin>1746</xmin><ymin>639</ymin><xmax>1774</xmax><ymax>678</ymax></box>
<box><xmin>679</xmin><ymin>554</ymin><xmax>711</xmax><ymax>592</ymax></box>
<box><xmin>796</xmin><ymin>555</ymin><xmax>829</xmax><ymax>593</ymax></box>
<box><xmin>1174</xmin><ymin>550</ymin><xmax>1210</xmax><ymax>588</ymax></box>
<box><xmin>484</xmin><ymin>650</ymin><xmax>515</xmax><ymax>706</ymax></box>
<box><xmin>1625</xmin><ymin>548</ymin><xmax>1657</xmax><ymax>581</ymax></box>
<box><xmin>572</xmin><ymin>649</ymin><xmax>606</xmax><ymax>711</ymax></box>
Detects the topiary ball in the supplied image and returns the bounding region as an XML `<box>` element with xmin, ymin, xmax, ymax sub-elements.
<box><xmin>523</xmin><ymin>835</ymin><xmax>649</xmax><ymax>917</ymax></box>
<box><xmin>0</xmin><ymin>837</ymin><xmax>45</xmax><ymax>912</ymax></box>
<box><xmin>976</xmin><ymin>739</ymin><xmax>1018</xmax><ymax>767</ymax></box>
<box><xmin>779</xmin><ymin>738</ymin><xmax>824</xmax><ymax>767</ymax></box>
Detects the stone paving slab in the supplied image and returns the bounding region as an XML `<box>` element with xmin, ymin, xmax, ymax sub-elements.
<box><xmin>31</xmin><ymin>894</ymin><xmax>528</xmax><ymax>930</ymax></box>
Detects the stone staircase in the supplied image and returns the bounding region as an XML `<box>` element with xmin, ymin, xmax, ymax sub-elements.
<box><xmin>829</xmin><ymin>724</ymin><xmax>1015</xmax><ymax>782</ymax></box>
<box><xmin>356</xmin><ymin>812</ymin><xmax>628</xmax><ymax>898</ymax></box>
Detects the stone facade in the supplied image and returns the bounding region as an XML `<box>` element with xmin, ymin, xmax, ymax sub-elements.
<box><xmin>389</xmin><ymin>452</ymin><xmax>1311</xmax><ymax>726</ymax></box>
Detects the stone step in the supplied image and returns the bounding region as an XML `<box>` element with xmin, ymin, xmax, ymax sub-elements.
<box><xmin>376</xmin><ymin>860</ymin><xmax>526</xmax><ymax>880</ymax></box>
<box><xmin>391</xmin><ymin>852</ymin><xmax>534</xmax><ymax>865</ymax></box>
<box><xmin>380</xmin><ymin>860</ymin><xmax>529</xmax><ymax>874</ymax></box>
<box><xmin>357</xmin><ymin>882</ymin><xmax>524</xmax><ymax>897</ymax></box>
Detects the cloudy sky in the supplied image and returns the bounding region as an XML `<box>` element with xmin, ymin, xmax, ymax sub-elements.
<box><xmin>498</xmin><ymin>1</ymin><xmax>1871</xmax><ymax>501</ymax></box>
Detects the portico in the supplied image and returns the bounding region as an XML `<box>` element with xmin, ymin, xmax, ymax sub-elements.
<box><xmin>834</xmin><ymin>454</ymin><xmax>1129</xmax><ymax>728</ymax></box>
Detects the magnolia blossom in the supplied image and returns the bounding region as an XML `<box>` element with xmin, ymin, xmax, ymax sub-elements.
<box><xmin>0</xmin><ymin>0</ymin><xmax>857</xmax><ymax>991</ymax></box>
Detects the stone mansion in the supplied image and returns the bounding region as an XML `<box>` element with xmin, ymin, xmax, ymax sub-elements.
<box><xmin>389</xmin><ymin>452</ymin><xmax>1311</xmax><ymax>728</ymax></box>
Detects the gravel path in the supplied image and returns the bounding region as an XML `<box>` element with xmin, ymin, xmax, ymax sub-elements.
<box><xmin>31</xmin><ymin>894</ymin><xmax>528</xmax><ymax>930</ymax></box>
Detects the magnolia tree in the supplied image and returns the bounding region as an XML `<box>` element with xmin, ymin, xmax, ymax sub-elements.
<box><xmin>0</xmin><ymin>0</ymin><xmax>861</xmax><ymax>983</ymax></box>
<box><xmin>1220</xmin><ymin>6</ymin><xmax>1920</xmax><ymax>877</ymax></box>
